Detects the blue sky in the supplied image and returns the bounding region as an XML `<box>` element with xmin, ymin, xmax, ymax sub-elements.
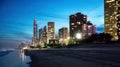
<box><xmin>0</xmin><ymin>0</ymin><xmax>104</xmax><ymax>48</ymax></box>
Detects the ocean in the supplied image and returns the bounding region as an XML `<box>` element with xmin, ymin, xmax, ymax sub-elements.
<box><xmin>0</xmin><ymin>49</ymin><xmax>31</xmax><ymax>67</ymax></box>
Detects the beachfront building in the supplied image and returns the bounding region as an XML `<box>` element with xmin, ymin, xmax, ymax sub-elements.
<box><xmin>32</xmin><ymin>18</ymin><xmax>38</xmax><ymax>46</ymax></box>
<box><xmin>48</xmin><ymin>22</ymin><xmax>55</xmax><ymax>43</ymax></box>
<box><xmin>59</xmin><ymin>27</ymin><xmax>69</xmax><ymax>45</ymax></box>
<box><xmin>69</xmin><ymin>12</ymin><xmax>87</xmax><ymax>39</ymax></box>
<box><xmin>105</xmin><ymin>0</ymin><xmax>120</xmax><ymax>41</ymax></box>
<box><xmin>82</xmin><ymin>21</ymin><xmax>96</xmax><ymax>38</ymax></box>
<box><xmin>38</xmin><ymin>28</ymin><xmax>44</xmax><ymax>47</ymax></box>
<box><xmin>42</xmin><ymin>26</ymin><xmax>47</xmax><ymax>44</ymax></box>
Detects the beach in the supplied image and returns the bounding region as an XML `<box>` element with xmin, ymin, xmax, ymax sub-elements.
<box><xmin>25</xmin><ymin>47</ymin><xmax>120</xmax><ymax>67</ymax></box>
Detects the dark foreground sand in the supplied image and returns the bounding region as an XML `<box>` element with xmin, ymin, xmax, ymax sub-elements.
<box><xmin>25</xmin><ymin>48</ymin><xmax>120</xmax><ymax>67</ymax></box>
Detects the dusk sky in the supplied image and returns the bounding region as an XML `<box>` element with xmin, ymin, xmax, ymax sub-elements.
<box><xmin>0</xmin><ymin>0</ymin><xmax>104</xmax><ymax>48</ymax></box>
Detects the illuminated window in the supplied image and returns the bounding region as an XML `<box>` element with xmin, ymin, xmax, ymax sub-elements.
<box><xmin>77</xmin><ymin>22</ymin><xmax>81</xmax><ymax>25</ymax></box>
<box><xmin>115</xmin><ymin>36</ymin><xmax>118</xmax><ymax>40</ymax></box>
<box><xmin>106</xmin><ymin>0</ymin><xmax>115</xmax><ymax>3</ymax></box>
<box><xmin>109</xmin><ymin>28</ymin><xmax>113</xmax><ymax>30</ymax></box>
<box><xmin>106</xmin><ymin>24</ymin><xmax>109</xmax><ymax>26</ymax></box>
<box><xmin>106</xmin><ymin>14</ymin><xmax>108</xmax><ymax>16</ymax></box>
<box><xmin>83</xmin><ymin>25</ymin><xmax>86</xmax><ymax>30</ymax></box>
<box><xmin>109</xmin><ymin>6</ymin><xmax>111</xmax><ymax>7</ymax></box>
<box><xmin>115</xmin><ymin>33</ymin><xmax>117</xmax><ymax>35</ymax></box>
<box><xmin>88</xmin><ymin>25</ymin><xmax>92</xmax><ymax>29</ymax></box>
<box><xmin>74</xmin><ymin>15</ymin><xmax>77</xmax><ymax>17</ymax></box>
<box><xmin>84</xmin><ymin>16</ymin><xmax>86</xmax><ymax>18</ymax></box>
<box><xmin>48</xmin><ymin>25</ymin><xmax>51</xmax><ymax>27</ymax></box>
<box><xmin>74</xmin><ymin>26</ymin><xmax>77</xmax><ymax>27</ymax></box>
<box><xmin>88</xmin><ymin>33</ymin><xmax>91</xmax><ymax>35</ymax></box>
<box><xmin>71</xmin><ymin>16</ymin><xmax>74</xmax><ymax>18</ymax></box>
<box><xmin>118</xmin><ymin>25</ymin><xmax>119</xmax><ymax>27</ymax></box>
<box><xmin>71</xmin><ymin>23</ymin><xmax>74</xmax><ymax>25</ymax></box>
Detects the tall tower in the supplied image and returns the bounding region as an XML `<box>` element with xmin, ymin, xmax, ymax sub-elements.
<box><xmin>43</xmin><ymin>26</ymin><xmax>47</xmax><ymax>43</ymax></box>
<box><xmin>33</xmin><ymin>19</ymin><xmax>37</xmax><ymax>39</ymax></box>
<box><xmin>48</xmin><ymin>22</ymin><xmax>55</xmax><ymax>40</ymax></box>
<box><xmin>39</xmin><ymin>28</ymin><xmax>43</xmax><ymax>41</ymax></box>
<box><xmin>69</xmin><ymin>12</ymin><xmax>87</xmax><ymax>39</ymax></box>
<box><xmin>32</xmin><ymin>18</ymin><xmax>37</xmax><ymax>46</ymax></box>
<box><xmin>104</xmin><ymin>0</ymin><xmax>120</xmax><ymax>41</ymax></box>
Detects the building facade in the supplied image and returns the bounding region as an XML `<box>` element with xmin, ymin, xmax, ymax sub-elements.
<box><xmin>43</xmin><ymin>26</ymin><xmax>47</xmax><ymax>44</ymax></box>
<box><xmin>48</xmin><ymin>22</ymin><xmax>55</xmax><ymax>41</ymax></box>
<box><xmin>69</xmin><ymin>12</ymin><xmax>87</xmax><ymax>39</ymax></box>
<box><xmin>105</xmin><ymin>0</ymin><xmax>120</xmax><ymax>40</ymax></box>
<box><xmin>82</xmin><ymin>22</ymin><xmax>96</xmax><ymax>37</ymax></box>
<box><xmin>59</xmin><ymin>27</ymin><xmax>69</xmax><ymax>45</ymax></box>
<box><xmin>32</xmin><ymin>18</ymin><xmax>37</xmax><ymax>46</ymax></box>
<box><xmin>38</xmin><ymin>28</ymin><xmax>44</xmax><ymax>47</ymax></box>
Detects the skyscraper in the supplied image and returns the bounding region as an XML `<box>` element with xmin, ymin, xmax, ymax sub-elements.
<box><xmin>43</xmin><ymin>26</ymin><xmax>47</xmax><ymax>43</ymax></box>
<box><xmin>104</xmin><ymin>0</ymin><xmax>120</xmax><ymax>41</ymax></box>
<box><xmin>69</xmin><ymin>12</ymin><xmax>87</xmax><ymax>39</ymax></box>
<box><xmin>48</xmin><ymin>22</ymin><xmax>55</xmax><ymax>40</ymax></box>
<box><xmin>38</xmin><ymin>28</ymin><xmax>44</xmax><ymax>46</ymax></box>
<box><xmin>39</xmin><ymin>28</ymin><xmax>43</xmax><ymax>40</ymax></box>
<box><xmin>32</xmin><ymin>18</ymin><xmax>37</xmax><ymax>46</ymax></box>
<box><xmin>33</xmin><ymin>19</ymin><xmax>37</xmax><ymax>39</ymax></box>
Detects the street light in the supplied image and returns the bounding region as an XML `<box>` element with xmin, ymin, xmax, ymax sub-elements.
<box><xmin>75</xmin><ymin>33</ymin><xmax>82</xmax><ymax>44</ymax></box>
<box><xmin>76</xmin><ymin>33</ymin><xmax>82</xmax><ymax>39</ymax></box>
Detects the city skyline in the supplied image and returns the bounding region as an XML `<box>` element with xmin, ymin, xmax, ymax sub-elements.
<box><xmin>0</xmin><ymin>0</ymin><xmax>104</xmax><ymax>48</ymax></box>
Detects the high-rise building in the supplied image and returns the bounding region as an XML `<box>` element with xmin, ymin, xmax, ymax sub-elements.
<box><xmin>38</xmin><ymin>28</ymin><xmax>44</xmax><ymax>47</ymax></box>
<box><xmin>32</xmin><ymin>18</ymin><xmax>37</xmax><ymax>46</ymax></box>
<box><xmin>69</xmin><ymin>12</ymin><xmax>87</xmax><ymax>39</ymax></box>
<box><xmin>39</xmin><ymin>28</ymin><xmax>43</xmax><ymax>40</ymax></box>
<box><xmin>105</xmin><ymin>0</ymin><xmax>120</xmax><ymax>41</ymax></box>
<box><xmin>59</xmin><ymin>27</ymin><xmax>69</xmax><ymax>45</ymax></box>
<box><xmin>43</xmin><ymin>26</ymin><xmax>47</xmax><ymax>43</ymax></box>
<box><xmin>33</xmin><ymin>19</ymin><xmax>37</xmax><ymax>39</ymax></box>
<box><xmin>48</xmin><ymin>22</ymin><xmax>55</xmax><ymax>40</ymax></box>
<box><xmin>82</xmin><ymin>21</ymin><xmax>96</xmax><ymax>37</ymax></box>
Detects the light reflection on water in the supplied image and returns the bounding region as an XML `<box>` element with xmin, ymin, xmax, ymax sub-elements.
<box><xmin>19</xmin><ymin>50</ymin><xmax>27</xmax><ymax>62</ymax></box>
<box><xmin>0</xmin><ymin>49</ymin><xmax>31</xmax><ymax>67</ymax></box>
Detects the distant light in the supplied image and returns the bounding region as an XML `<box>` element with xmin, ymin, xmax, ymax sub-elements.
<box><xmin>76</xmin><ymin>33</ymin><xmax>82</xmax><ymax>39</ymax></box>
<box><xmin>67</xmin><ymin>37</ymin><xmax>70</xmax><ymax>40</ymax></box>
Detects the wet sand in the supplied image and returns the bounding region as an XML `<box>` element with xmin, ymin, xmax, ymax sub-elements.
<box><xmin>25</xmin><ymin>47</ymin><xmax>120</xmax><ymax>67</ymax></box>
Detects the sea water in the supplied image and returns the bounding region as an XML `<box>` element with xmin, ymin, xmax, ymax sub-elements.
<box><xmin>0</xmin><ymin>49</ymin><xmax>31</xmax><ymax>67</ymax></box>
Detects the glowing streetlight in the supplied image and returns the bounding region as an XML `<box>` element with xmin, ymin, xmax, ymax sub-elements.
<box><xmin>76</xmin><ymin>33</ymin><xmax>82</xmax><ymax>39</ymax></box>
